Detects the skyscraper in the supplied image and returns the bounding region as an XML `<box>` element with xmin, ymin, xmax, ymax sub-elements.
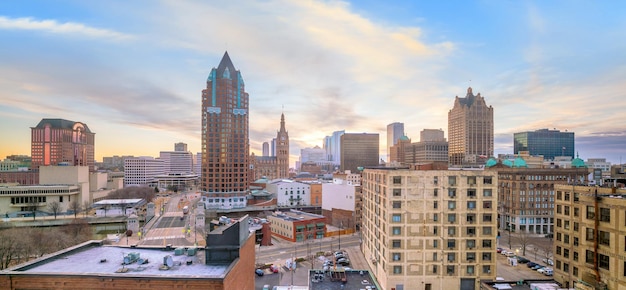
<box><xmin>513</xmin><ymin>129</ymin><xmax>574</xmax><ymax>160</ymax></box>
<box><xmin>324</xmin><ymin>130</ymin><xmax>344</xmax><ymax>167</ymax></box>
<box><xmin>201</xmin><ymin>52</ymin><xmax>249</xmax><ymax>209</ymax></box>
<box><xmin>448</xmin><ymin>87</ymin><xmax>493</xmax><ymax>166</ymax></box>
<box><xmin>262</xmin><ymin>142</ymin><xmax>269</xmax><ymax>157</ymax></box>
<box><xmin>386</xmin><ymin>122</ymin><xmax>404</xmax><ymax>162</ymax></box>
<box><xmin>31</xmin><ymin>118</ymin><xmax>95</xmax><ymax>171</ymax></box>
<box><xmin>340</xmin><ymin>133</ymin><xmax>379</xmax><ymax>173</ymax></box>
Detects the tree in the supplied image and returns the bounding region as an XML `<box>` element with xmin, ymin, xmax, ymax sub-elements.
<box><xmin>48</xmin><ymin>201</ymin><xmax>63</xmax><ymax>219</ymax></box>
<box><xmin>27</xmin><ymin>197</ymin><xmax>39</xmax><ymax>220</ymax></box>
<box><xmin>82</xmin><ymin>201</ymin><xmax>92</xmax><ymax>218</ymax></box>
<box><xmin>68</xmin><ymin>200</ymin><xmax>81</xmax><ymax>219</ymax></box>
<box><xmin>515</xmin><ymin>230</ymin><xmax>532</xmax><ymax>256</ymax></box>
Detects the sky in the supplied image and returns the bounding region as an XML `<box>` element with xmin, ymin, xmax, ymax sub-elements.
<box><xmin>1</xmin><ymin>0</ymin><xmax>625</xmax><ymax>168</ymax></box>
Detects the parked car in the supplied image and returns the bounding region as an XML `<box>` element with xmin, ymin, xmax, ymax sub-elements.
<box><xmin>505</xmin><ymin>252</ymin><xmax>516</xmax><ymax>257</ymax></box>
<box><xmin>544</xmin><ymin>268</ymin><xmax>553</xmax><ymax>276</ymax></box>
<box><xmin>255</xmin><ymin>269</ymin><xmax>264</xmax><ymax>276</ymax></box>
<box><xmin>496</xmin><ymin>247</ymin><xmax>503</xmax><ymax>253</ymax></box>
<box><xmin>270</xmin><ymin>265</ymin><xmax>279</xmax><ymax>273</ymax></box>
<box><xmin>262</xmin><ymin>285</ymin><xmax>270</xmax><ymax>290</ymax></box>
<box><xmin>542</xmin><ymin>258</ymin><xmax>554</xmax><ymax>266</ymax></box>
<box><xmin>532</xmin><ymin>265</ymin><xmax>543</xmax><ymax>270</ymax></box>
<box><xmin>527</xmin><ymin>262</ymin><xmax>538</xmax><ymax>268</ymax></box>
<box><xmin>516</xmin><ymin>257</ymin><xmax>530</xmax><ymax>263</ymax></box>
<box><xmin>537</xmin><ymin>267</ymin><xmax>552</xmax><ymax>274</ymax></box>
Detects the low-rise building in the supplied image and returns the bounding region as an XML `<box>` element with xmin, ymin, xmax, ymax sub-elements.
<box><xmin>268</xmin><ymin>209</ymin><xmax>326</xmax><ymax>242</ymax></box>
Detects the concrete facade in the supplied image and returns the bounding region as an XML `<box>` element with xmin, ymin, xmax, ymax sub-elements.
<box><xmin>361</xmin><ymin>168</ymin><xmax>498</xmax><ymax>290</ymax></box>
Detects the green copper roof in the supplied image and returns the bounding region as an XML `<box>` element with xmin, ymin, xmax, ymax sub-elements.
<box><xmin>502</xmin><ymin>159</ymin><xmax>513</xmax><ymax>167</ymax></box>
<box><xmin>485</xmin><ymin>158</ymin><xmax>497</xmax><ymax>168</ymax></box>
<box><xmin>571</xmin><ymin>153</ymin><xmax>586</xmax><ymax>168</ymax></box>
<box><xmin>399</xmin><ymin>135</ymin><xmax>410</xmax><ymax>141</ymax></box>
<box><xmin>512</xmin><ymin>157</ymin><xmax>528</xmax><ymax>168</ymax></box>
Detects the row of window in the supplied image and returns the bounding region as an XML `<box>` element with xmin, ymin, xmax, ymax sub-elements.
<box><xmin>390</xmin><ymin>264</ymin><xmax>491</xmax><ymax>275</ymax></box>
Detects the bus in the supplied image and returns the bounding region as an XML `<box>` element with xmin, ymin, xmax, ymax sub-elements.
<box><xmin>182</xmin><ymin>206</ymin><xmax>189</xmax><ymax>214</ymax></box>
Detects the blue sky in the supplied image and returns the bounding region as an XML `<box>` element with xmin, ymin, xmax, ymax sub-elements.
<box><xmin>1</xmin><ymin>0</ymin><xmax>625</xmax><ymax>166</ymax></box>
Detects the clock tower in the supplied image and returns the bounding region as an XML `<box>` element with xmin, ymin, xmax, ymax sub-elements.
<box><xmin>276</xmin><ymin>113</ymin><xmax>290</xmax><ymax>178</ymax></box>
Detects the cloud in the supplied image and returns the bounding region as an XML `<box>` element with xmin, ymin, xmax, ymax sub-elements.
<box><xmin>0</xmin><ymin>16</ymin><xmax>132</xmax><ymax>41</ymax></box>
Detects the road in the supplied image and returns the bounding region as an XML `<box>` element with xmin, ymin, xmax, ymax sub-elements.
<box><xmin>136</xmin><ymin>191</ymin><xmax>201</xmax><ymax>247</ymax></box>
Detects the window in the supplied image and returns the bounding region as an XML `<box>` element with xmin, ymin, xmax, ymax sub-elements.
<box><xmin>585</xmin><ymin>250</ymin><xmax>594</xmax><ymax>264</ymax></box>
<box><xmin>393</xmin><ymin>189</ymin><xmax>401</xmax><ymax>197</ymax></box>
<box><xmin>393</xmin><ymin>176</ymin><xmax>401</xmax><ymax>184</ymax></box>
<box><xmin>433</xmin><ymin>214</ymin><xmax>438</xmax><ymax>222</ymax></box>
<box><xmin>447</xmin><ymin>239</ymin><xmax>456</xmax><ymax>249</ymax></box>
<box><xmin>392</xmin><ymin>253</ymin><xmax>401</xmax><ymax>261</ymax></box>
<box><xmin>466</xmin><ymin>252</ymin><xmax>476</xmax><ymax>261</ymax></box>
<box><xmin>573</xmin><ymin>251</ymin><xmax>579</xmax><ymax>261</ymax></box>
<box><xmin>434</xmin><ymin>201</ymin><xmax>438</xmax><ymax>209</ymax></box>
<box><xmin>599</xmin><ymin>254</ymin><xmax>609</xmax><ymax>270</ymax></box>
<box><xmin>483</xmin><ymin>201</ymin><xmax>492</xmax><ymax>209</ymax></box>
<box><xmin>483</xmin><ymin>176</ymin><xmax>492</xmax><ymax>184</ymax></box>
<box><xmin>448</xmin><ymin>176</ymin><xmax>456</xmax><ymax>186</ymax></box>
<box><xmin>482</xmin><ymin>265</ymin><xmax>491</xmax><ymax>274</ymax></box>
<box><xmin>564</xmin><ymin>248</ymin><xmax>570</xmax><ymax>259</ymax></box>
<box><xmin>467</xmin><ymin>176</ymin><xmax>476</xmax><ymax>185</ymax></box>
<box><xmin>586</xmin><ymin>206</ymin><xmax>595</xmax><ymax>219</ymax></box>
<box><xmin>467</xmin><ymin>239</ymin><xmax>476</xmax><ymax>248</ymax></box>
<box><xmin>600</xmin><ymin>208</ymin><xmax>610</xmax><ymax>222</ymax></box>
<box><xmin>434</xmin><ymin>188</ymin><xmax>438</xmax><ymax>197</ymax></box>
<box><xmin>482</xmin><ymin>214</ymin><xmax>492</xmax><ymax>222</ymax></box>
<box><xmin>392</xmin><ymin>214</ymin><xmax>402</xmax><ymax>222</ymax></box>
<box><xmin>483</xmin><ymin>226</ymin><xmax>492</xmax><ymax>235</ymax></box>
<box><xmin>448</xmin><ymin>227</ymin><xmax>456</xmax><ymax>236</ymax></box>
<box><xmin>447</xmin><ymin>253</ymin><xmax>455</xmax><ymax>262</ymax></box>
<box><xmin>392</xmin><ymin>227</ymin><xmax>401</xmax><ymax>235</ymax></box>
<box><xmin>392</xmin><ymin>240</ymin><xmax>401</xmax><ymax>248</ymax></box>
<box><xmin>467</xmin><ymin>265</ymin><xmax>475</xmax><ymax>274</ymax></box>
<box><xmin>448</xmin><ymin>188</ymin><xmax>456</xmax><ymax>198</ymax></box>
<box><xmin>433</xmin><ymin>252</ymin><xmax>438</xmax><ymax>261</ymax></box>
<box><xmin>482</xmin><ymin>252</ymin><xmax>492</xmax><ymax>261</ymax></box>
<box><xmin>467</xmin><ymin>201</ymin><xmax>476</xmax><ymax>209</ymax></box>
<box><xmin>467</xmin><ymin>214</ymin><xmax>476</xmax><ymax>223</ymax></box>
<box><xmin>448</xmin><ymin>201</ymin><xmax>456</xmax><ymax>209</ymax></box>
<box><xmin>586</xmin><ymin>228</ymin><xmax>595</xmax><ymax>241</ymax></box>
<box><xmin>446</xmin><ymin>265</ymin><xmax>455</xmax><ymax>275</ymax></box>
<box><xmin>467</xmin><ymin>227</ymin><xmax>476</xmax><ymax>236</ymax></box>
<box><xmin>574</xmin><ymin>207</ymin><xmax>579</xmax><ymax>217</ymax></box>
<box><xmin>482</xmin><ymin>239</ymin><xmax>492</xmax><ymax>248</ymax></box>
<box><xmin>393</xmin><ymin>265</ymin><xmax>403</xmax><ymax>274</ymax></box>
<box><xmin>432</xmin><ymin>265</ymin><xmax>438</xmax><ymax>274</ymax></box>
<box><xmin>483</xmin><ymin>189</ymin><xmax>492</xmax><ymax>197</ymax></box>
<box><xmin>599</xmin><ymin>231</ymin><xmax>610</xmax><ymax>246</ymax></box>
<box><xmin>448</xmin><ymin>214</ymin><xmax>456</xmax><ymax>223</ymax></box>
<box><xmin>392</xmin><ymin>201</ymin><xmax>401</xmax><ymax>209</ymax></box>
<box><xmin>434</xmin><ymin>176</ymin><xmax>438</xmax><ymax>185</ymax></box>
<box><xmin>433</xmin><ymin>239</ymin><xmax>438</xmax><ymax>248</ymax></box>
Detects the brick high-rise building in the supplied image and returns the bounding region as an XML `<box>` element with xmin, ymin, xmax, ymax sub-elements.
<box><xmin>31</xmin><ymin>118</ymin><xmax>95</xmax><ymax>171</ymax></box>
<box><xmin>201</xmin><ymin>52</ymin><xmax>250</xmax><ymax>209</ymax></box>
<box><xmin>448</xmin><ymin>87</ymin><xmax>493</xmax><ymax>166</ymax></box>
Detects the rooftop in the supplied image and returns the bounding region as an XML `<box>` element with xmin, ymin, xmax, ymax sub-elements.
<box><xmin>309</xmin><ymin>269</ymin><xmax>380</xmax><ymax>290</ymax></box>
<box><xmin>271</xmin><ymin>209</ymin><xmax>325</xmax><ymax>222</ymax></box>
<box><xmin>6</xmin><ymin>241</ymin><xmax>230</xmax><ymax>278</ymax></box>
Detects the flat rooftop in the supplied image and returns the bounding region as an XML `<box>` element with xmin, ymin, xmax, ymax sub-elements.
<box><xmin>7</xmin><ymin>241</ymin><xmax>230</xmax><ymax>278</ymax></box>
<box><xmin>272</xmin><ymin>209</ymin><xmax>325</xmax><ymax>222</ymax></box>
<box><xmin>309</xmin><ymin>269</ymin><xmax>380</xmax><ymax>290</ymax></box>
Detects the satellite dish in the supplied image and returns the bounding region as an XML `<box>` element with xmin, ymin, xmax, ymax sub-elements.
<box><xmin>164</xmin><ymin>255</ymin><xmax>174</xmax><ymax>268</ymax></box>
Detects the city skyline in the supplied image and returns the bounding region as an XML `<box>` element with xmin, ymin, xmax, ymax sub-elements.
<box><xmin>1</xmin><ymin>1</ymin><xmax>625</xmax><ymax>167</ymax></box>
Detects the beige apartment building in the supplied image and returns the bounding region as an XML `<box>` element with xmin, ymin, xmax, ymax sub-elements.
<box><xmin>361</xmin><ymin>167</ymin><xmax>498</xmax><ymax>290</ymax></box>
<box><xmin>553</xmin><ymin>184</ymin><xmax>626</xmax><ymax>290</ymax></box>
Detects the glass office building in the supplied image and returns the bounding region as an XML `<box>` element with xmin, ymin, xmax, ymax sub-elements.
<box><xmin>513</xmin><ymin>129</ymin><xmax>574</xmax><ymax>160</ymax></box>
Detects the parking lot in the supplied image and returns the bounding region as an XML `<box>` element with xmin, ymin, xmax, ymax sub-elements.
<box><xmin>496</xmin><ymin>247</ymin><xmax>555</xmax><ymax>281</ymax></box>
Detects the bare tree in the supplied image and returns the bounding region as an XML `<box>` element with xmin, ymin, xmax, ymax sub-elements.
<box><xmin>0</xmin><ymin>228</ymin><xmax>20</xmax><ymax>269</ymax></box>
<box><xmin>48</xmin><ymin>201</ymin><xmax>63</xmax><ymax>219</ymax></box>
<box><xmin>68</xmin><ymin>200</ymin><xmax>81</xmax><ymax>219</ymax></box>
<box><xmin>27</xmin><ymin>197</ymin><xmax>39</xmax><ymax>220</ymax></box>
<box><xmin>515</xmin><ymin>230</ymin><xmax>532</xmax><ymax>256</ymax></box>
<box><xmin>82</xmin><ymin>201</ymin><xmax>91</xmax><ymax>218</ymax></box>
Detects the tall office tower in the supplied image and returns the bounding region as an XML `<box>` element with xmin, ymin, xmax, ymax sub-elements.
<box><xmin>361</xmin><ymin>168</ymin><xmax>498</xmax><ymax>290</ymax></box>
<box><xmin>262</xmin><ymin>142</ymin><xmax>269</xmax><ymax>157</ymax></box>
<box><xmin>31</xmin><ymin>118</ymin><xmax>95</xmax><ymax>171</ymax></box>
<box><xmin>513</xmin><ymin>129</ymin><xmax>574</xmax><ymax>160</ymax></box>
<box><xmin>421</xmin><ymin>128</ymin><xmax>445</xmax><ymax>142</ymax></box>
<box><xmin>271</xmin><ymin>138</ymin><xmax>277</xmax><ymax>157</ymax></box>
<box><xmin>276</xmin><ymin>113</ymin><xmax>290</xmax><ymax>178</ymax></box>
<box><xmin>195</xmin><ymin>152</ymin><xmax>201</xmax><ymax>174</ymax></box>
<box><xmin>389</xmin><ymin>136</ymin><xmax>411</xmax><ymax>164</ymax></box>
<box><xmin>201</xmin><ymin>52</ymin><xmax>249</xmax><ymax>209</ymax></box>
<box><xmin>299</xmin><ymin>146</ymin><xmax>327</xmax><ymax>164</ymax></box>
<box><xmin>448</xmin><ymin>87</ymin><xmax>494</xmax><ymax>166</ymax></box>
<box><xmin>324</xmin><ymin>130</ymin><xmax>345</xmax><ymax>167</ymax></box>
<box><xmin>386</xmin><ymin>122</ymin><xmax>404</xmax><ymax>162</ymax></box>
<box><xmin>340</xmin><ymin>133</ymin><xmax>379</xmax><ymax>173</ymax></box>
<box><xmin>174</xmin><ymin>142</ymin><xmax>188</xmax><ymax>152</ymax></box>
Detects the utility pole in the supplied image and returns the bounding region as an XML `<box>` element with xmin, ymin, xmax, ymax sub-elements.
<box><xmin>338</xmin><ymin>221</ymin><xmax>343</xmax><ymax>250</ymax></box>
